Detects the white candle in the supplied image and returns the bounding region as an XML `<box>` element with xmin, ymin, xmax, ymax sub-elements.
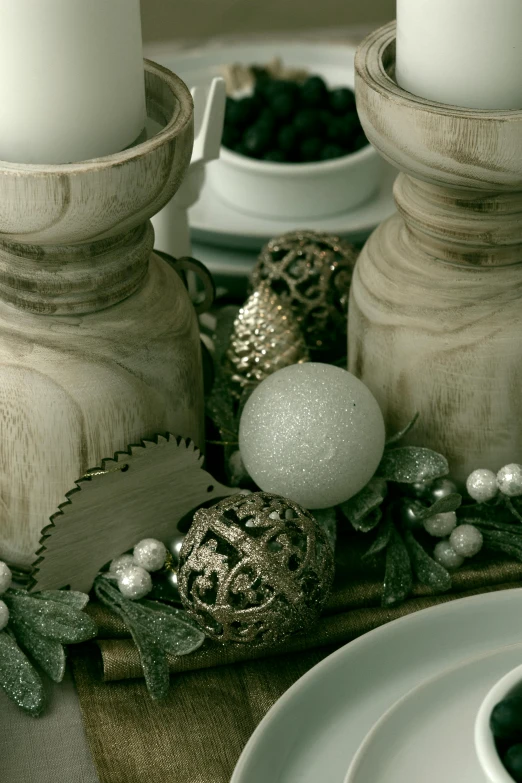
<box><xmin>0</xmin><ymin>0</ymin><xmax>146</xmax><ymax>164</ymax></box>
<box><xmin>396</xmin><ymin>0</ymin><xmax>522</xmax><ymax>110</ymax></box>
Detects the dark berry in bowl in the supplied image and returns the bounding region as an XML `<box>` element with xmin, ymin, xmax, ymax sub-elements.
<box><xmin>300</xmin><ymin>137</ymin><xmax>322</xmax><ymax>162</ymax></box>
<box><xmin>491</xmin><ymin>697</ymin><xmax>522</xmax><ymax>740</ymax></box>
<box><xmin>243</xmin><ymin>124</ymin><xmax>272</xmax><ymax>158</ymax></box>
<box><xmin>329</xmin><ymin>87</ymin><xmax>357</xmax><ymax>115</ymax></box>
<box><xmin>301</xmin><ymin>75</ymin><xmax>328</xmax><ymax>108</ymax></box>
<box><xmin>504</xmin><ymin>744</ymin><xmax>522</xmax><ymax>782</ymax></box>
<box><xmin>277</xmin><ymin>125</ymin><xmax>299</xmax><ymax>155</ymax></box>
<box><xmin>320</xmin><ymin>143</ymin><xmax>345</xmax><ymax>161</ymax></box>
<box><xmin>264</xmin><ymin>149</ymin><xmax>287</xmax><ymax>163</ymax></box>
<box><xmin>293</xmin><ymin>109</ymin><xmax>322</xmax><ymax>138</ymax></box>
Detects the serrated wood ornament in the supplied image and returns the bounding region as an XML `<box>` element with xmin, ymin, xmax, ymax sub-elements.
<box><xmin>30</xmin><ymin>435</ymin><xmax>236</xmax><ymax>593</ymax></box>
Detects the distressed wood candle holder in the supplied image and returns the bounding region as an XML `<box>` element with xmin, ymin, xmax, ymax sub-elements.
<box><xmin>0</xmin><ymin>60</ymin><xmax>204</xmax><ymax>567</ymax></box>
<box><xmin>349</xmin><ymin>22</ymin><xmax>522</xmax><ymax>482</ymax></box>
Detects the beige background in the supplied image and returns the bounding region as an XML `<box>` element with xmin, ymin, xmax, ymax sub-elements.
<box><xmin>140</xmin><ymin>0</ymin><xmax>395</xmax><ymax>43</ymax></box>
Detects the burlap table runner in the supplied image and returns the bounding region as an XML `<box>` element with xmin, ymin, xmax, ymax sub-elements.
<box><xmin>70</xmin><ymin>533</ymin><xmax>522</xmax><ymax>783</ymax></box>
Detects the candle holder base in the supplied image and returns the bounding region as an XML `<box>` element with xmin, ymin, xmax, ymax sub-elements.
<box><xmin>349</xmin><ymin>24</ymin><xmax>522</xmax><ymax>481</ymax></box>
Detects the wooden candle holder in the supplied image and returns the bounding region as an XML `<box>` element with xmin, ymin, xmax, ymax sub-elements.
<box><xmin>0</xmin><ymin>61</ymin><xmax>204</xmax><ymax>567</ymax></box>
<box><xmin>349</xmin><ymin>23</ymin><xmax>522</xmax><ymax>482</ymax></box>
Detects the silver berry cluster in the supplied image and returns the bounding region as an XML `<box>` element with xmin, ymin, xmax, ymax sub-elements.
<box><xmin>408</xmin><ymin>477</ymin><xmax>484</xmax><ymax>571</ymax></box>
<box><xmin>466</xmin><ymin>464</ymin><xmax>522</xmax><ymax>503</ymax></box>
<box><xmin>108</xmin><ymin>538</ymin><xmax>168</xmax><ymax>600</ymax></box>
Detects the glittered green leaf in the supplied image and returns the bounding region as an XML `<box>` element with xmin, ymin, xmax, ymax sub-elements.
<box><xmin>4</xmin><ymin>589</ymin><xmax>97</xmax><ymax>644</ymax></box>
<box><xmin>385</xmin><ymin>413</ymin><xmax>420</xmax><ymax>447</ymax></box>
<box><xmin>480</xmin><ymin>529</ymin><xmax>522</xmax><ymax>561</ymax></box>
<box><xmin>312</xmin><ymin>508</ymin><xmax>337</xmax><ymax>551</ymax></box>
<box><xmin>8</xmin><ymin>615</ymin><xmax>66</xmax><ymax>683</ymax></box>
<box><xmin>382</xmin><ymin>529</ymin><xmax>413</xmax><ymax>607</ymax></box>
<box><xmin>34</xmin><ymin>590</ymin><xmax>90</xmax><ymax>611</ymax></box>
<box><xmin>0</xmin><ymin>631</ymin><xmax>45</xmax><ymax>716</ymax></box>
<box><xmin>339</xmin><ymin>478</ymin><xmax>387</xmax><ymax>531</ymax></box>
<box><xmin>362</xmin><ymin>516</ymin><xmax>393</xmax><ymax>560</ymax></box>
<box><xmin>377</xmin><ymin>447</ymin><xmax>448</xmax><ymax>484</ymax></box>
<box><xmin>404</xmin><ymin>531</ymin><xmax>451</xmax><ymax>593</ymax></box>
<box><xmin>467</xmin><ymin>517</ymin><xmax>522</xmax><ymax>535</ymax></box>
<box><xmin>94</xmin><ymin>576</ymin><xmax>205</xmax><ymax>700</ymax></box>
<box><xmin>417</xmin><ymin>493</ymin><xmax>462</xmax><ymax>520</ymax></box>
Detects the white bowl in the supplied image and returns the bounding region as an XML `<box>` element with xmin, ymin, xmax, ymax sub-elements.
<box><xmin>475</xmin><ymin>662</ymin><xmax>522</xmax><ymax>782</ymax></box>
<box><xmin>207</xmin><ymin>140</ymin><xmax>381</xmax><ymax>220</ymax></box>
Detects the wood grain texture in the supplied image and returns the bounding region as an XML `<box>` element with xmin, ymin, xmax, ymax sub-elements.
<box><xmin>0</xmin><ymin>61</ymin><xmax>205</xmax><ymax>566</ymax></box>
<box><xmin>349</xmin><ymin>24</ymin><xmax>522</xmax><ymax>482</ymax></box>
<box><xmin>31</xmin><ymin>435</ymin><xmax>236</xmax><ymax>593</ymax></box>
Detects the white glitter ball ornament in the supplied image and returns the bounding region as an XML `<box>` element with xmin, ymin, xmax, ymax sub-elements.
<box><xmin>109</xmin><ymin>553</ymin><xmax>136</xmax><ymax>577</ymax></box>
<box><xmin>117</xmin><ymin>565</ymin><xmax>152</xmax><ymax>600</ymax></box>
<box><xmin>0</xmin><ymin>561</ymin><xmax>12</xmax><ymax>595</ymax></box>
<box><xmin>450</xmin><ymin>524</ymin><xmax>483</xmax><ymax>557</ymax></box>
<box><xmin>433</xmin><ymin>540</ymin><xmax>465</xmax><ymax>570</ymax></box>
<box><xmin>466</xmin><ymin>469</ymin><xmax>498</xmax><ymax>503</ymax></box>
<box><xmin>0</xmin><ymin>599</ymin><xmax>9</xmax><ymax>630</ymax></box>
<box><xmin>497</xmin><ymin>464</ymin><xmax>522</xmax><ymax>497</ymax></box>
<box><xmin>423</xmin><ymin>511</ymin><xmax>457</xmax><ymax>538</ymax></box>
<box><xmin>238</xmin><ymin>363</ymin><xmax>386</xmax><ymax>509</ymax></box>
<box><xmin>133</xmin><ymin>538</ymin><xmax>167</xmax><ymax>572</ymax></box>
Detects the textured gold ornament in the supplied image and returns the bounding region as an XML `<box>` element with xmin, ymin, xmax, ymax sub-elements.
<box><xmin>177</xmin><ymin>492</ymin><xmax>334</xmax><ymax>645</ymax></box>
<box><xmin>252</xmin><ymin>230</ymin><xmax>358</xmax><ymax>353</ymax></box>
<box><xmin>225</xmin><ymin>281</ymin><xmax>309</xmax><ymax>399</ymax></box>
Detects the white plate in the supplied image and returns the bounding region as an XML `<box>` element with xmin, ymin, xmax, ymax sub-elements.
<box><xmin>346</xmin><ymin>645</ymin><xmax>522</xmax><ymax>783</ymax></box>
<box><xmin>231</xmin><ymin>588</ymin><xmax>522</xmax><ymax>783</ymax></box>
<box><xmin>151</xmin><ymin>41</ymin><xmax>397</xmax><ymax>251</ymax></box>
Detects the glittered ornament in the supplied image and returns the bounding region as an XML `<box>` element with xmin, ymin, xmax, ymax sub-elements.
<box><xmin>239</xmin><ymin>363</ymin><xmax>385</xmax><ymax>509</ymax></box>
<box><xmin>252</xmin><ymin>230</ymin><xmax>358</xmax><ymax>353</ymax></box>
<box><xmin>0</xmin><ymin>561</ymin><xmax>12</xmax><ymax>595</ymax></box>
<box><xmin>117</xmin><ymin>565</ymin><xmax>152</xmax><ymax>600</ymax></box>
<box><xmin>433</xmin><ymin>540</ymin><xmax>465</xmax><ymax>570</ymax></box>
<box><xmin>429</xmin><ymin>477</ymin><xmax>459</xmax><ymax>503</ymax></box>
<box><xmin>109</xmin><ymin>554</ymin><xmax>135</xmax><ymax>577</ymax></box>
<box><xmin>133</xmin><ymin>538</ymin><xmax>168</xmax><ymax>572</ymax></box>
<box><xmin>225</xmin><ymin>282</ymin><xmax>309</xmax><ymax>399</ymax></box>
<box><xmin>0</xmin><ymin>599</ymin><xmax>9</xmax><ymax>630</ymax></box>
<box><xmin>423</xmin><ymin>511</ymin><xmax>457</xmax><ymax>538</ymax></box>
<box><xmin>466</xmin><ymin>468</ymin><xmax>498</xmax><ymax>503</ymax></box>
<box><xmin>449</xmin><ymin>524</ymin><xmax>483</xmax><ymax>557</ymax></box>
<box><xmin>177</xmin><ymin>492</ymin><xmax>334</xmax><ymax>645</ymax></box>
<box><xmin>497</xmin><ymin>464</ymin><xmax>522</xmax><ymax>498</ymax></box>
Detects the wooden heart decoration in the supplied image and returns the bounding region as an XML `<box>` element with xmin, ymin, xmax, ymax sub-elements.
<box><xmin>30</xmin><ymin>434</ymin><xmax>236</xmax><ymax>593</ymax></box>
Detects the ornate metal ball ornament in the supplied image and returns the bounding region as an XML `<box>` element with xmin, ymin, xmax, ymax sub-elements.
<box><xmin>177</xmin><ymin>492</ymin><xmax>335</xmax><ymax>645</ymax></box>
<box><xmin>251</xmin><ymin>230</ymin><xmax>358</xmax><ymax>353</ymax></box>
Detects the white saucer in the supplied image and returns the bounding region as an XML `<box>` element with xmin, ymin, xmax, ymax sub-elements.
<box><xmin>190</xmin><ymin>160</ymin><xmax>395</xmax><ymax>251</ymax></box>
<box><xmin>149</xmin><ymin>40</ymin><xmax>397</xmax><ymax>251</ymax></box>
<box><xmin>231</xmin><ymin>588</ymin><xmax>522</xmax><ymax>783</ymax></box>
<box><xmin>345</xmin><ymin>645</ymin><xmax>522</xmax><ymax>783</ymax></box>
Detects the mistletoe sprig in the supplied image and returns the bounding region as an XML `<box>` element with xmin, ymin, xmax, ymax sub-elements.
<box><xmin>337</xmin><ymin>415</ymin><xmax>466</xmax><ymax>606</ymax></box>
<box><xmin>94</xmin><ymin>575</ymin><xmax>205</xmax><ymax>700</ymax></box>
<box><xmin>0</xmin><ymin>581</ymin><xmax>96</xmax><ymax>715</ymax></box>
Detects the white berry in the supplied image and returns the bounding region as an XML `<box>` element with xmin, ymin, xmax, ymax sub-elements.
<box><xmin>0</xmin><ymin>561</ymin><xmax>12</xmax><ymax>595</ymax></box>
<box><xmin>117</xmin><ymin>565</ymin><xmax>152</xmax><ymax>600</ymax></box>
<box><xmin>466</xmin><ymin>469</ymin><xmax>498</xmax><ymax>503</ymax></box>
<box><xmin>0</xmin><ymin>599</ymin><xmax>9</xmax><ymax>630</ymax></box>
<box><xmin>433</xmin><ymin>540</ymin><xmax>465</xmax><ymax>570</ymax></box>
<box><xmin>109</xmin><ymin>553</ymin><xmax>135</xmax><ymax>577</ymax></box>
<box><xmin>497</xmin><ymin>464</ymin><xmax>522</xmax><ymax>498</ymax></box>
<box><xmin>133</xmin><ymin>538</ymin><xmax>167</xmax><ymax>572</ymax></box>
<box><xmin>450</xmin><ymin>524</ymin><xmax>483</xmax><ymax>557</ymax></box>
<box><xmin>423</xmin><ymin>511</ymin><xmax>457</xmax><ymax>538</ymax></box>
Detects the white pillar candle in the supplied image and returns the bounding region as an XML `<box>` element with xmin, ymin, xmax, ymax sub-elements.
<box><xmin>0</xmin><ymin>0</ymin><xmax>146</xmax><ymax>164</ymax></box>
<box><xmin>396</xmin><ymin>0</ymin><xmax>522</xmax><ymax>110</ymax></box>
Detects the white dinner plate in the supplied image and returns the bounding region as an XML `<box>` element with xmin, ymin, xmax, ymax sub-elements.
<box><xmin>345</xmin><ymin>644</ymin><xmax>522</xmax><ymax>783</ymax></box>
<box><xmin>230</xmin><ymin>588</ymin><xmax>522</xmax><ymax>783</ymax></box>
<box><xmin>150</xmin><ymin>41</ymin><xmax>397</xmax><ymax>251</ymax></box>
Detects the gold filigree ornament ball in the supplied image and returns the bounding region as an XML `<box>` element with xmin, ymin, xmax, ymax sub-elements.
<box><xmin>251</xmin><ymin>230</ymin><xmax>358</xmax><ymax>353</ymax></box>
<box><xmin>177</xmin><ymin>492</ymin><xmax>335</xmax><ymax>645</ymax></box>
<box><xmin>225</xmin><ymin>281</ymin><xmax>309</xmax><ymax>399</ymax></box>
